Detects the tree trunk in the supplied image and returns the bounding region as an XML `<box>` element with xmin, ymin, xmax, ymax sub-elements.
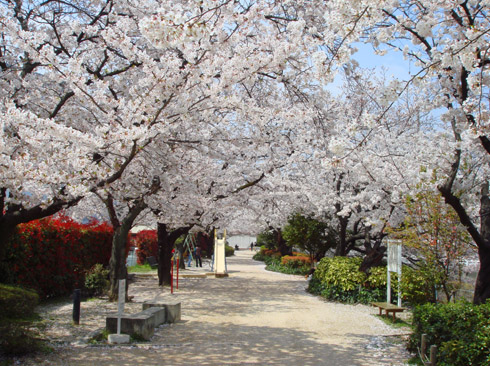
<box><xmin>157</xmin><ymin>223</ymin><xmax>192</xmax><ymax>286</ymax></box>
<box><xmin>107</xmin><ymin>200</ymin><xmax>147</xmax><ymax>301</ymax></box>
<box><xmin>335</xmin><ymin>217</ymin><xmax>348</xmax><ymax>256</ymax></box>
<box><xmin>359</xmin><ymin>234</ymin><xmax>387</xmax><ymax>273</ymax></box>
<box><xmin>359</xmin><ymin>246</ymin><xmax>386</xmax><ymax>273</ymax></box>
<box><xmin>275</xmin><ymin>229</ymin><xmax>291</xmax><ymax>256</ymax></box>
<box><xmin>0</xmin><ymin>223</ymin><xmax>17</xmax><ymax>282</ymax></box>
<box><xmin>108</xmin><ymin>226</ymin><xmax>129</xmax><ymax>302</ymax></box>
<box><xmin>176</xmin><ymin>240</ymin><xmax>186</xmax><ymax>270</ymax></box>
<box><xmin>474</xmin><ymin>185</ymin><xmax>490</xmax><ymax>304</ymax></box>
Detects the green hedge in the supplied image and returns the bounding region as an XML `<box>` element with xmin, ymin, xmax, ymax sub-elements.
<box><xmin>0</xmin><ymin>283</ymin><xmax>39</xmax><ymax>320</ymax></box>
<box><xmin>309</xmin><ymin>257</ymin><xmax>389</xmax><ymax>304</ymax></box>
<box><xmin>310</xmin><ymin>256</ymin><xmax>434</xmax><ymax>306</ymax></box>
<box><xmin>410</xmin><ymin>302</ymin><xmax>490</xmax><ymax>365</ymax></box>
<box><xmin>0</xmin><ymin>284</ymin><xmax>43</xmax><ymax>356</ymax></box>
<box><xmin>253</xmin><ymin>249</ymin><xmax>310</xmax><ymax>275</ymax></box>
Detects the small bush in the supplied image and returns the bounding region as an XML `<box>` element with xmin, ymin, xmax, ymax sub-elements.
<box><xmin>252</xmin><ymin>251</ymin><xmax>266</xmax><ymax>261</ymax></box>
<box><xmin>0</xmin><ymin>284</ymin><xmax>39</xmax><ymax>319</ymax></box>
<box><xmin>312</xmin><ymin>257</ymin><xmax>398</xmax><ymax>304</ymax></box>
<box><xmin>84</xmin><ymin>264</ymin><xmax>109</xmax><ymax>297</ymax></box>
<box><xmin>410</xmin><ymin>302</ymin><xmax>490</xmax><ymax>366</ymax></box>
<box><xmin>281</xmin><ymin>255</ymin><xmax>311</xmax><ymax>268</ymax></box>
<box><xmin>225</xmin><ymin>245</ymin><xmax>235</xmax><ymax>257</ymax></box>
<box><xmin>0</xmin><ymin>322</ymin><xmax>45</xmax><ymax>356</ymax></box>
<box><xmin>0</xmin><ymin>284</ymin><xmax>44</xmax><ymax>356</ymax></box>
<box><xmin>314</xmin><ymin>257</ymin><xmax>367</xmax><ymax>292</ymax></box>
<box><xmin>131</xmin><ymin>230</ymin><xmax>157</xmax><ymax>265</ymax></box>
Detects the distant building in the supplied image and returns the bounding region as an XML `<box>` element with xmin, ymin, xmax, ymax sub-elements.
<box><xmin>227</xmin><ymin>235</ymin><xmax>257</xmax><ymax>249</ymax></box>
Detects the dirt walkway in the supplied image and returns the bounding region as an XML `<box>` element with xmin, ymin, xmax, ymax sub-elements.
<box><xmin>23</xmin><ymin>250</ymin><xmax>412</xmax><ymax>365</ymax></box>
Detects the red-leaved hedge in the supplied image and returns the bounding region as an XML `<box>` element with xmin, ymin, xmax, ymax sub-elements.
<box><xmin>281</xmin><ymin>255</ymin><xmax>311</xmax><ymax>267</ymax></box>
<box><xmin>130</xmin><ymin>230</ymin><xmax>158</xmax><ymax>265</ymax></box>
<box><xmin>4</xmin><ymin>216</ymin><xmax>113</xmax><ymax>298</ymax></box>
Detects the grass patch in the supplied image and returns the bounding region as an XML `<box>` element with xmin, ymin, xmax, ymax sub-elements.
<box><xmin>374</xmin><ymin>314</ymin><xmax>412</xmax><ymax>328</ymax></box>
<box><xmin>127</xmin><ymin>263</ymin><xmax>156</xmax><ymax>273</ymax></box>
<box><xmin>88</xmin><ymin>328</ymin><xmax>110</xmax><ymax>344</ymax></box>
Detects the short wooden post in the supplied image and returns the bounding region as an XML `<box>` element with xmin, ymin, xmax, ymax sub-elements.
<box><xmin>421</xmin><ymin>334</ymin><xmax>427</xmax><ymax>356</ymax></box>
<box><xmin>72</xmin><ymin>289</ymin><xmax>81</xmax><ymax>325</ymax></box>
<box><xmin>429</xmin><ymin>345</ymin><xmax>437</xmax><ymax>366</ymax></box>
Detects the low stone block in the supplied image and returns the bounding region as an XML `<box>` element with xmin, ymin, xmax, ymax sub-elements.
<box><xmin>108</xmin><ymin>334</ymin><xmax>130</xmax><ymax>344</ymax></box>
<box><xmin>106</xmin><ymin>307</ymin><xmax>165</xmax><ymax>340</ymax></box>
<box><xmin>143</xmin><ymin>300</ymin><xmax>181</xmax><ymax>323</ymax></box>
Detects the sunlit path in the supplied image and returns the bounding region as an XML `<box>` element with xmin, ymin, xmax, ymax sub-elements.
<box><xmin>25</xmin><ymin>251</ymin><xmax>411</xmax><ymax>366</ymax></box>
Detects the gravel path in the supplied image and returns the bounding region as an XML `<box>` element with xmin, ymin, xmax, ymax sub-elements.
<box><xmin>21</xmin><ymin>250</ymin><xmax>413</xmax><ymax>365</ymax></box>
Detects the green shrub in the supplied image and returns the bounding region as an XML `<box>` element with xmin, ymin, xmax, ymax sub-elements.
<box><xmin>410</xmin><ymin>302</ymin><xmax>490</xmax><ymax>366</ymax></box>
<box><xmin>0</xmin><ymin>284</ymin><xmax>39</xmax><ymax>319</ymax></box>
<box><xmin>312</xmin><ymin>257</ymin><xmax>401</xmax><ymax>304</ymax></box>
<box><xmin>314</xmin><ymin>257</ymin><xmax>367</xmax><ymax>292</ymax></box>
<box><xmin>0</xmin><ymin>284</ymin><xmax>45</xmax><ymax>356</ymax></box>
<box><xmin>84</xmin><ymin>264</ymin><xmax>109</xmax><ymax>297</ymax></box>
<box><xmin>254</xmin><ymin>250</ymin><xmax>310</xmax><ymax>276</ymax></box>
<box><xmin>399</xmin><ymin>266</ymin><xmax>434</xmax><ymax>305</ymax></box>
<box><xmin>225</xmin><ymin>244</ymin><xmax>235</xmax><ymax>257</ymax></box>
<box><xmin>0</xmin><ymin>322</ymin><xmax>45</xmax><ymax>356</ymax></box>
<box><xmin>252</xmin><ymin>251</ymin><xmax>266</xmax><ymax>261</ymax></box>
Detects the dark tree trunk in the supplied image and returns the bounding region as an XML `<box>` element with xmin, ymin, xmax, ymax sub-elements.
<box><xmin>359</xmin><ymin>234</ymin><xmax>387</xmax><ymax>273</ymax></box>
<box><xmin>359</xmin><ymin>245</ymin><xmax>386</xmax><ymax>273</ymax></box>
<box><xmin>157</xmin><ymin>223</ymin><xmax>192</xmax><ymax>286</ymax></box>
<box><xmin>176</xmin><ymin>241</ymin><xmax>186</xmax><ymax>270</ymax></box>
<box><xmin>107</xmin><ymin>199</ymin><xmax>147</xmax><ymax>301</ymax></box>
<box><xmin>335</xmin><ymin>217</ymin><xmax>348</xmax><ymax>256</ymax></box>
<box><xmin>474</xmin><ymin>185</ymin><xmax>490</xmax><ymax>304</ymax></box>
<box><xmin>275</xmin><ymin>229</ymin><xmax>291</xmax><ymax>256</ymax></box>
<box><xmin>108</xmin><ymin>226</ymin><xmax>129</xmax><ymax>302</ymax></box>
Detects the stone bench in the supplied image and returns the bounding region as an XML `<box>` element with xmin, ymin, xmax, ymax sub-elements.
<box><xmin>143</xmin><ymin>300</ymin><xmax>181</xmax><ymax>323</ymax></box>
<box><xmin>371</xmin><ymin>302</ymin><xmax>406</xmax><ymax>321</ymax></box>
<box><xmin>106</xmin><ymin>306</ymin><xmax>166</xmax><ymax>340</ymax></box>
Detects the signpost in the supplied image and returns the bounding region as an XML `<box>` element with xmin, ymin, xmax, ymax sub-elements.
<box><xmin>108</xmin><ymin>279</ymin><xmax>130</xmax><ymax>344</ymax></box>
<box><xmin>387</xmin><ymin>240</ymin><xmax>402</xmax><ymax>306</ymax></box>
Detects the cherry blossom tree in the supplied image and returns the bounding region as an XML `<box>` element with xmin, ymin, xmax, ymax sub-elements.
<box><xmin>313</xmin><ymin>0</ymin><xmax>490</xmax><ymax>303</ymax></box>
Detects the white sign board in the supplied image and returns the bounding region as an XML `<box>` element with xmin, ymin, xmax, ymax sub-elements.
<box><xmin>386</xmin><ymin>240</ymin><xmax>402</xmax><ymax>307</ymax></box>
<box><xmin>388</xmin><ymin>241</ymin><xmax>402</xmax><ymax>273</ymax></box>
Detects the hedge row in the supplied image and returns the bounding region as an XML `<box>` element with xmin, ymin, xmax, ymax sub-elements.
<box><xmin>131</xmin><ymin>230</ymin><xmax>158</xmax><ymax>265</ymax></box>
<box><xmin>2</xmin><ymin>216</ymin><xmax>113</xmax><ymax>298</ymax></box>
<box><xmin>309</xmin><ymin>256</ymin><xmax>435</xmax><ymax>306</ymax></box>
<box><xmin>410</xmin><ymin>302</ymin><xmax>490</xmax><ymax>366</ymax></box>
<box><xmin>253</xmin><ymin>248</ymin><xmax>311</xmax><ymax>275</ymax></box>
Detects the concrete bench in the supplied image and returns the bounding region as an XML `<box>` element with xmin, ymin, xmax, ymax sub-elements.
<box><xmin>143</xmin><ymin>300</ymin><xmax>181</xmax><ymax>323</ymax></box>
<box><xmin>371</xmin><ymin>302</ymin><xmax>406</xmax><ymax>321</ymax></box>
<box><xmin>106</xmin><ymin>306</ymin><xmax>166</xmax><ymax>340</ymax></box>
